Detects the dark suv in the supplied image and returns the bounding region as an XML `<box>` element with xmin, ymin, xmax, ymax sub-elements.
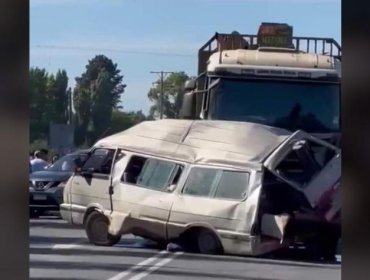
<box><xmin>29</xmin><ymin>150</ymin><xmax>89</xmax><ymax>218</ymax></box>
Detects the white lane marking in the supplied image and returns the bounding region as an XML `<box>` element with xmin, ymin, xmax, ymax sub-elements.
<box><xmin>107</xmin><ymin>250</ymin><xmax>169</xmax><ymax>280</ymax></box>
<box><xmin>52</xmin><ymin>243</ymin><xmax>84</xmax><ymax>249</ymax></box>
<box><xmin>30</xmin><ymin>241</ymin><xmax>86</xmax><ymax>250</ymax></box>
<box><xmin>127</xmin><ymin>251</ymin><xmax>184</xmax><ymax>280</ymax></box>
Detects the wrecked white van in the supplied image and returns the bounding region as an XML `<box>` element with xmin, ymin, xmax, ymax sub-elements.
<box><xmin>60</xmin><ymin>120</ymin><xmax>341</xmax><ymax>260</ymax></box>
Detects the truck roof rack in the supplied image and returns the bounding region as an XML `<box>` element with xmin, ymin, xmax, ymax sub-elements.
<box><xmin>200</xmin><ymin>32</ymin><xmax>341</xmax><ymax>57</ymax></box>
<box><xmin>198</xmin><ymin>32</ymin><xmax>341</xmax><ymax>76</ymax></box>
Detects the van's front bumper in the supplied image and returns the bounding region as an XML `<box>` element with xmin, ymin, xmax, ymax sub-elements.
<box><xmin>60</xmin><ymin>203</ymin><xmax>73</xmax><ymax>223</ymax></box>
<box><xmin>218</xmin><ymin>231</ymin><xmax>284</xmax><ymax>256</ymax></box>
<box><xmin>60</xmin><ymin>203</ymin><xmax>87</xmax><ymax>225</ymax></box>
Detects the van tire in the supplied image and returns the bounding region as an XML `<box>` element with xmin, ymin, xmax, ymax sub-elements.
<box><xmin>85</xmin><ymin>211</ymin><xmax>121</xmax><ymax>246</ymax></box>
<box><xmin>197</xmin><ymin>229</ymin><xmax>222</xmax><ymax>255</ymax></box>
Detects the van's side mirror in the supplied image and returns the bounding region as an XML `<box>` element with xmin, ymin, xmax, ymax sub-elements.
<box><xmin>179</xmin><ymin>91</ymin><xmax>196</xmax><ymax>119</ymax></box>
<box><xmin>73</xmin><ymin>154</ymin><xmax>89</xmax><ymax>173</ymax></box>
<box><xmin>81</xmin><ymin>167</ymin><xmax>95</xmax><ymax>176</ymax></box>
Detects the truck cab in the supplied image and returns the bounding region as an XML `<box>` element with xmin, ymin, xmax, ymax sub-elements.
<box><xmin>180</xmin><ymin>23</ymin><xmax>341</xmax><ymax>145</ymax></box>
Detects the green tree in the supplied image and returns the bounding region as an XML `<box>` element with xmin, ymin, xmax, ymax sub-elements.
<box><xmin>29</xmin><ymin>67</ymin><xmax>52</xmax><ymax>142</ymax></box>
<box><xmin>30</xmin><ymin>67</ymin><xmax>71</xmax><ymax>143</ymax></box>
<box><xmin>73</xmin><ymin>87</ymin><xmax>92</xmax><ymax>145</ymax></box>
<box><xmin>147</xmin><ymin>72</ymin><xmax>190</xmax><ymax>119</ymax></box>
<box><xmin>108</xmin><ymin>110</ymin><xmax>147</xmax><ymax>136</ymax></box>
<box><xmin>44</xmin><ymin>69</ymin><xmax>70</xmax><ymax>124</ymax></box>
<box><xmin>73</xmin><ymin>55</ymin><xmax>126</xmax><ymax>145</ymax></box>
<box><xmin>51</xmin><ymin>70</ymin><xmax>70</xmax><ymax>124</ymax></box>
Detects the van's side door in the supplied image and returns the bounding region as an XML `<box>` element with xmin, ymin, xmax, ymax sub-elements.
<box><xmin>263</xmin><ymin>130</ymin><xmax>341</xmax><ymax>222</ymax></box>
<box><xmin>113</xmin><ymin>155</ymin><xmax>184</xmax><ymax>240</ymax></box>
<box><xmin>70</xmin><ymin>148</ymin><xmax>116</xmax><ymax>224</ymax></box>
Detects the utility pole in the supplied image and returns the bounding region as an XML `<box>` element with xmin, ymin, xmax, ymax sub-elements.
<box><xmin>150</xmin><ymin>71</ymin><xmax>174</xmax><ymax>119</ymax></box>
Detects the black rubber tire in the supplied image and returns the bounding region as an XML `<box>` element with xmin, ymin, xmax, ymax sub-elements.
<box><xmin>320</xmin><ymin>235</ymin><xmax>339</xmax><ymax>262</ymax></box>
<box><xmin>196</xmin><ymin>229</ymin><xmax>222</xmax><ymax>255</ymax></box>
<box><xmin>156</xmin><ymin>240</ymin><xmax>168</xmax><ymax>250</ymax></box>
<box><xmin>85</xmin><ymin>211</ymin><xmax>121</xmax><ymax>246</ymax></box>
<box><xmin>305</xmin><ymin>234</ymin><xmax>338</xmax><ymax>261</ymax></box>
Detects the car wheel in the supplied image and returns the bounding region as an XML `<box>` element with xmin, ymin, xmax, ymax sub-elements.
<box><xmin>85</xmin><ymin>211</ymin><xmax>121</xmax><ymax>246</ymax></box>
<box><xmin>197</xmin><ymin>229</ymin><xmax>222</xmax><ymax>255</ymax></box>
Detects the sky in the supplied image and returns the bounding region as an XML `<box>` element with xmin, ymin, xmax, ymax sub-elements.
<box><xmin>30</xmin><ymin>0</ymin><xmax>341</xmax><ymax>114</ymax></box>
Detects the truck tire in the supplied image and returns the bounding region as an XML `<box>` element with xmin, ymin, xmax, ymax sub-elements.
<box><xmin>305</xmin><ymin>233</ymin><xmax>338</xmax><ymax>261</ymax></box>
<box><xmin>197</xmin><ymin>229</ymin><xmax>222</xmax><ymax>255</ymax></box>
<box><xmin>85</xmin><ymin>211</ymin><xmax>121</xmax><ymax>246</ymax></box>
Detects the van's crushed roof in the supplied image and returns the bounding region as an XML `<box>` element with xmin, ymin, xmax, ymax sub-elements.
<box><xmin>94</xmin><ymin>120</ymin><xmax>292</xmax><ymax>170</ymax></box>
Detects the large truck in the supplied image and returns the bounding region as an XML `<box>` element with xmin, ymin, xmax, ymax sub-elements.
<box><xmin>179</xmin><ymin>23</ymin><xmax>341</xmax><ymax>259</ymax></box>
<box><xmin>180</xmin><ymin>22</ymin><xmax>341</xmax><ymax>145</ymax></box>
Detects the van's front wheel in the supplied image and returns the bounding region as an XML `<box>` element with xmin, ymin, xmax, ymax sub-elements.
<box><xmin>197</xmin><ymin>229</ymin><xmax>222</xmax><ymax>255</ymax></box>
<box><xmin>85</xmin><ymin>211</ymin><xmax>121</xmax><ymax>246</ymax></box>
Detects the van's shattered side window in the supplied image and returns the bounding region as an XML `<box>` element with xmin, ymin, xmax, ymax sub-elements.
<box><xmin>121</xmin><ymin>156</ymin><xmax>183</xmax><ymax>191</ymax></box>
<box><xmin>183</xmin><ymin>167</ymin><xmax>249</xmax><ymax>200</ymax></box>
<box><xmin>214</xmin><ymin>171</ymin><xmax>249</xmax><ymax>200</ymax></box>
<box><xmin>137</xmin><ymin>160</ymin><xmax>177</xmax><ymax>190</ymax></box>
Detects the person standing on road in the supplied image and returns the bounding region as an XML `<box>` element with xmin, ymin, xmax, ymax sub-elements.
<box><xmin>30</xmin><ymin>150</ymin><xmax>48</xmax><ymax>173</ymax></box>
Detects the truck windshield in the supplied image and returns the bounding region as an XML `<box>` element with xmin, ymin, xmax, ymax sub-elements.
<box><xmin>208</xmin><ymin>78</ymin><xmax>340</xmax><ymax>133</ymax></box>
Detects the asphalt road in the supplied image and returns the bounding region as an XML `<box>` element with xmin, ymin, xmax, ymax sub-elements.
<box><xmin>30</xmin><ymin>217</ymin><xmax>341</xmax><ymax>280</ymax></box>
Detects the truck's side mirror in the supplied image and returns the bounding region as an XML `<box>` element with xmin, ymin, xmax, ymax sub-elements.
<box><xmin>184</xmin><ymin>79</ymin><xmax>196</xmax><ymax>91</ymax></box>
<box><xmin>179</xmin><ymin>91</ymin><xmax>196</xmax><ymax>119</ymax></box>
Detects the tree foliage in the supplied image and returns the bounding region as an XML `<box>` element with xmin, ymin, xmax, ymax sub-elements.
<box><xmin>147</xmin><ymin>72</ymin><xmax>190</xmax><ymax>119</ymax></box>
<box><xmin>30</xmin><ymin>55</ymin><xmax>154</xmax><ymax>150</ymax></box>
<box><xmin>73</xmin><ymin>55</ymin><xmax>126</xmax><ymax>145</ymax></box>
<box><xmin>108</xmin><ymin>110</ymin><xmax>147</xmax><ymax>136</ymax></box>
<box><xmin>29</xmin><ymin>67</ymin><xmax>70</xmax><ymax>142</ymax></box>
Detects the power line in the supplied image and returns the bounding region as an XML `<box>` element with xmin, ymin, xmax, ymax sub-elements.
<box><xmin>32</xmin><ymin>44</ymin><xmax>196</xmax><ymax>58</ymax></box>
<box><xmin>150</xmin><ymin>71</ymin><xmax>175</xmax><ymax>119</ymax></box>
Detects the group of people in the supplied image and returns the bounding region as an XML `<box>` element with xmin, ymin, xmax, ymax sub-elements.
<box><xmin>29</xmin><ymin>149</ymin><xmax>59</xmax><ymax>173</ymax></box>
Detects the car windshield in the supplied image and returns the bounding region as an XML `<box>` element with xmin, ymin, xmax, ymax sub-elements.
<box><xmin>208</xmin><ymin>78</ymin><xmax>340</xmax><ymax>133</ymax></box>
<box><xmin>47</xmin><ymin>154</ymin><xmax>77</xmax><ymax>172</ymax></box>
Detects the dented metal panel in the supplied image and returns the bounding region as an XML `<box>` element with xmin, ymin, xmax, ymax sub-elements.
<box><xmin>94</xmin><ymin>119</ymin><xmax>291</xmax><ymax>170</ymax></box>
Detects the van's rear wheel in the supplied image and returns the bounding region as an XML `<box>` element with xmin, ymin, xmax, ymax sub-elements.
<box><xmin>85</xmin><ymin>211</ymin><xmax>121</xmax><ymax>246</ymax></box>
<box><xmin>197</xmin><ymin>229</ymin><xmax>222</xmax><ymax>255</ymax></box>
